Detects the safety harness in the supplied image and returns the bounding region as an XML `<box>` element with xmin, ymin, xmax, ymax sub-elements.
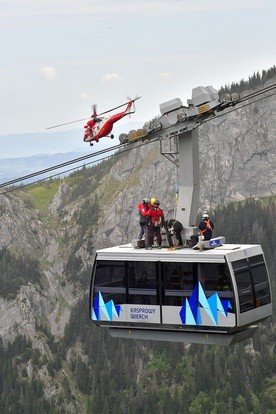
<box><xmin>200</xmin><ymin>219</ymin><xmax>213</xmax><ymax>236</ymax></box>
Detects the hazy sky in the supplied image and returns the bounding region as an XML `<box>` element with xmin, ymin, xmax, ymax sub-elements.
<box><xmin>0</xmin><ymin>0</ymin><xmax>275</xmax><ymax>136</ymax></box>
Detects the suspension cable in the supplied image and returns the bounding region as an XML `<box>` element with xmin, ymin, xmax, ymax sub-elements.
<box><xmin>0</xmin><ymin>137</ymin><xmax>160</xmax><ymax>194</ymax></box>
<box><xmin>1</xmin><ymin>83</ymin><xmax>275</xmax><ymax>194</ymax></box>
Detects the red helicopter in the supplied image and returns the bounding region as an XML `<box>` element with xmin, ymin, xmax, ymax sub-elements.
<box><xmin>46</xmin><ymin>96</ymin><xmax>141</xmax><ymax>146</ymax></box>
<box><xmin>83</xmin><ymin>96</ymin><xmax>141</xmax><ymax>145</ymax></box>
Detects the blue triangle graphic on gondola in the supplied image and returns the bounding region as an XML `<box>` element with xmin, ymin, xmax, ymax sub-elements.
<box><xmin>179</xmin><ymin>300</ymin><xmax>186</xmax><ymax>324</ymax></box>
<box><xmin>94</xmin><ymin>293</ymin><xmax>100</xmax><ymax>309</ymax></box>
<box><xmin>92</xmin><ymin>292</ymin><xmax>123</xmax><ymax>321</ymax></box>
<box><xmin>216</xmin><ymin>293</ymin><xmax>225</xmax><ymax>313</ymax></box>
<box><xmin>189</xmin><ymin>283</ymin><xmax>198</xmax><ymax>322</ymax></box>
<box><xmin>91</xmin><ymin>309</ymin><xmax>97</xmax><ymax>320</ymax></box>
<box><xmin>92</xmin><ymin>292</ymin><xmax>101</xmax><ymax>319</ymax></box>
<box><xmin>221</xmin><ymin>299</ymin><xmax>231</xmax><ymax>316</ymax></box>
<box><xmin>197</xmin><ymin>304</ymin><xmax>202</xmax><ymax>325</ymax></box>
<box><xmin>185</xmin><ymin>299</ymin><xmax>197</xmax><ymax>325</ymax></box>
<box><xmin>105</xmin><ymin>300</ymin><xmax>114</xmax><ymax>320</ymax></box>
<box><xmin>207</xmin><ymin>293</ymin><xmax>219</xmax><ymax>324</ymax></box>
<box><xmin>179</xmin><ymin>282</ymin><xmax>232</xmax><ymax>326</ymax></box>
<box><xmin>93</xmin><ymin>298</ymin><xmax>100</xmax><ymax>320</ymax></box>
<box><xmin>115</xmin><ymin>304</ymin><xmax>122</xmax><ymax>317</ymax></box>
<box><xmin>106</xmin><ymin>300</ymin><xmax>122</xmax><ymax>320</ymax></box>
<box><xmin>198</xmin><ymin>283</ymin><xmax>216</xmax><ymax>325</ymax></box>
<box><xmin>210</xmin><ymin>293</ymin><xmax>229</xmax><ymax>321</ymax></box>
<box><xmin>92</xmin><ymin>292</ymin><xmax>109</xmax><ymax>320</ymax></box>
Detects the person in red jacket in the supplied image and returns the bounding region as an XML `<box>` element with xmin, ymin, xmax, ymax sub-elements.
<box><xmin>147</xmin><ymin>200</ymin><xmax>164</xmax><ymax>249</ymax></box>
<box><xmin>138</xmin><ymin>198</ymin><xmax>150</xmax><ymax>240</ymax></box>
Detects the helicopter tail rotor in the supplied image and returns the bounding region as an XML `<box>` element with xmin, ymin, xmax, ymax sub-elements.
<box><xmin>127</xmin><ymin>95</ymin><xmax>141</xmax><ymax>113</ymax></box>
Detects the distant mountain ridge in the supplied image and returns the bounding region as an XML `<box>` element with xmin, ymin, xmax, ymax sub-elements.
<box><xmin>0</xmin><ymin>121</ymin><xmax>143</xmax><ymax>185</ymax></box>
<box><xmin>0</xmin><ymin>121</ymin><xmax>143</xmax><ymax>158</ymax></box>
<box><xmin>0</xmin><ymin>151</ymin><xmax>95</xmax><ymax>185</ymax></box>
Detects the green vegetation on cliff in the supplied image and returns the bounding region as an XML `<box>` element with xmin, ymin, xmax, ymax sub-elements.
<box><xmin>0</xmin><ymin>248</ymin><xmax>42</xmax><ymax>300</ymax></box>
<box><xmin>0</xmin><ymin>181</ymin><xmax>275</xmax><ymax>414</ymax></box>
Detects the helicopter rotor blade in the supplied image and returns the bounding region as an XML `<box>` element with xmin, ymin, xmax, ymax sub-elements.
<box><xmin>45</xmin><ymin>117</ymin><xmax>89</xmax><ymax>130</ymax></box>
<box><xmin>97</xmin><ymin>96</ymin><xmax>141</xmax><ymax>116</ymax></box>
<box><xmin>45</xmin><ymin>96</ymin><xmax>141</xmax><ymax>130</ymax></box>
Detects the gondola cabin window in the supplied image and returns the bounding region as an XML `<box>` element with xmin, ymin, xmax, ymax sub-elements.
<box><xmin>162</xmin><ymin>262</ymin><xmax>234</xmax><ymax>309</ymax></box>
<box><xmin>127</xmin><ymin>261</ymin><xmax>158</xmax><ymax>305</ymax></box>
<box><xmin>93</xmin><ymin>260</ymin><xmax>234</xmax><ymax>308</ymax></box>
<box><xmin>231</xmin><ymin>255</ymin><xmax>271</xmax><ymax>312</ymax></box>
<box><xmin>93</xmin><ymin>261</ymin><xmax>158</xmax><ymax>306</ymax></box>
<box><xmin>93</xmin><ymin>260</ymin><xmax>126</xmax><ymax>304</ymax></box>
<box><xmin>248</xmin><ymin>255</ymin><xmax>271</xmax><ymax>307</ymax></box>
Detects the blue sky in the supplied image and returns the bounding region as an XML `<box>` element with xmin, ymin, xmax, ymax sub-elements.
<box><xmin>0</xmin><ymin>0</ymin><xmax>275</xmax><ymax>137</ymax></box>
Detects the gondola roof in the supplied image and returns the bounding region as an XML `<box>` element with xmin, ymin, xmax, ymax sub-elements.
<box><xmin>95</xmin><ymin>243</ymin><xmax>263</xmax><ymax>262</ymax></box>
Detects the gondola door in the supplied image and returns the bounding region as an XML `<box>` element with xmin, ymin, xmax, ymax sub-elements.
<box><xmin>160</xmin><ymin>261</ymin><xmax>236</xmax><ymax>329</ymax></box>
<box><xmin>126</xmin><ymin>260</ymin><xmax>161</xmax><ymax>324</ymax></box>
<box><xmin>160</xmin><ymin>261</ymin><xmax>197</xmax><ymax>326</ymax></box>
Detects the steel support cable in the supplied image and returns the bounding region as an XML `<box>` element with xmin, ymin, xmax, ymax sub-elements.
<box><xmin>1</xmin><ymin>83</ymin><xmax>275</xmax><ymax>193</ymax></box>
<box><xmin>0</xmin><ymin>137</ymin><xmax>160</xmax><ymax>194</ymax></box>
<box><xmin>0</xmin><ymin>142</ymin><xmax>124</xmax><ymax>189</ymax></box>
<box><xmin>201</xmin><ymin>90</ymin><xmax>276</xmax><ymax>126</ymax></box>
<box><xmin>141</xmin><ymin>86</ymin><xmax>276</xmax><ymax>135</ymax></box>
<box><xmin>230</xmin><ymin>82</ymin><xmax>276</xmax><ymax>103</ymax></box>
<box><xmin>1</xmin><ymin>152</ymin><xmax>119</xmax><ymax>195</ymax></box>
<box><xmin>146</xmin><ymin>83</ymin><xmax>276</xmax><ymax>134</ymax></box>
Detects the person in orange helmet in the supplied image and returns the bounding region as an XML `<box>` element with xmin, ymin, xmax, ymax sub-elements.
<box><xmin>147</xmin><ymin>200</ymin><xmax>164</xmax><ymax>249</ymax></box>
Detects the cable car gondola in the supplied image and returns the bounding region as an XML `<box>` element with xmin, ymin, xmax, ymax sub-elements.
<box><xmin>89</xmin><ymin>85</ymin><xmax>272</xmax><ymax>345</ymax></box>
<box><xmin>90</xmin><ymin>243</ymin><xmax>272</xmax><ymax>345</ymax></box>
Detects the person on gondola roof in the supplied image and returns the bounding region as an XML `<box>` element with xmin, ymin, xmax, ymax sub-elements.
<box><xmin>198</xmin><ymin>211</ymin><xmax>214</xmax><ymax>241</ymax></box>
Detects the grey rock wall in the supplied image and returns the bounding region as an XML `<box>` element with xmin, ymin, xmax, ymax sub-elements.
<box><xmin>0</xmin><ymin>80</ymin><xmax>275</xmax><ymax>346</ymax></box>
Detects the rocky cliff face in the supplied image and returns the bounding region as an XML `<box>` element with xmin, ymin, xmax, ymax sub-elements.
<box><xmin>199</xmin><ymin>82</ymin><xmax>276</xmax><ymax>206</ymax></box>
<box><xmin>92</xmin><ymin>80</ymin><xmax>276</xmax><ymax>246</ymax></box>
<box><xmin>0</xmin><ymin>189</ymin><xmax>80</xmax><ymax>344</ymax></box>
<box><xmin>0</xmin><ymin>79</ymin><xmax>275</xmax><ymax>406</ymax></box>
<box><xmin>1</xmin><ymin>80</ymin><xmax>275</xmax><ymax>342</ymax></box>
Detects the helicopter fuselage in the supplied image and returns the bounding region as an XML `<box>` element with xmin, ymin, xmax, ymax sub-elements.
<box><xmin>83</xmin><ymin>100</ymin><xmax>133</xmax><ymax>143</ymax></box>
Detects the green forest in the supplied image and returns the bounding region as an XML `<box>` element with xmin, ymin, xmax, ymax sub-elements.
<box><xmin>0</xmin><ymin>196</ymin><xmax>275</xmax><ymax>414</ymax></box>
<box><xmin>220</xmin><ymin>65</ymin><xmax>276</xmax><ymax>95</ymax></box>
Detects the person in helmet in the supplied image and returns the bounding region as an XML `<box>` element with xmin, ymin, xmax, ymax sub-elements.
<box><xmin>198</xmin><ymin>211</ymin><xmax>214</xmax><ymax>240</ymax></box>
<box><xmin>138</xmin><ymin>198</ymin><xmax>150</xmax><ymax>241</ymax></box>
<box><xmin>147</xmin><ymin>200</ymin><xmax>164</xmax><ymax>249</ymax></box>
<box><xmin>164</xmin><ymin>219</ymin><xmax>183</xmax><ymax>249</ymax></box>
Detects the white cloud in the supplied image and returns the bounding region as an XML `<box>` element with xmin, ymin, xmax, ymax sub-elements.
<box><xmin>40</xmin><ymin>66</ymin><xmax>57</xmax><ymax>80</ymax></box>
<box><xmin>101</xmin><ymin>73</ymin><xmax>125</xmax><ymax>83</ymax></box>
<box><xmin>80</xmin><ymin>92</ymin><xmax>92</xmax><ymax>100</ymax></box>
<box><xmin>159</xmin><ymin>72</ymin><xmax>173</xmax><ymax>78</ymax></box>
